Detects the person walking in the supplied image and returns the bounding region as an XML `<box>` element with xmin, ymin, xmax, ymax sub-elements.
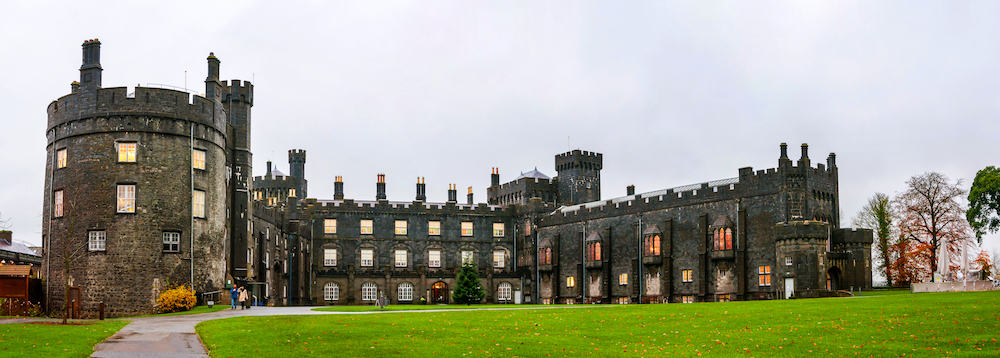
<box><xmin>230</xmin><ymin>286</ymin><xmax>239</xmax><ymax>310</ymax></box>
<box><xmin>238</xmin><ymin>286</ymin><xmax>248</xmax><ymax>310</ymax></box>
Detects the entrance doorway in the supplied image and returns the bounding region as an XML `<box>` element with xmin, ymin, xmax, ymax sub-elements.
<box><xmin>827</xmin><ymin>267</ymin><xmax>842</xmax><ymax>291</ymax></box>
<box><xmin>783</xmin><ymin>278</ymin><xmax>794</xmax><ymax>299</ymax></box>
<box><xmin>431</xmin><ymin>282</ymin><xmax>448</xmax><ymax>304</ymax></box>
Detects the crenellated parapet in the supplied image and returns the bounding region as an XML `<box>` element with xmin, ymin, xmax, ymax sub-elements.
<box><xmin>223</xmin><ymin>79</ymin><xmax>253</xmax><ymax>105</ymax></box>
<box><xmin>299</xmin><ymin>198</ymin><xmax>510</xmax><ymax>216</ymax></box>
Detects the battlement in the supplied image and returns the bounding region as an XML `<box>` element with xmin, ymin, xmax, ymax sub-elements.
<box><xmin>301</xmin><ymin>198</ymin><xmax>509</xmax><ymax>216</ymax></box>
<box><xmin>555</xmin><ymin>149</ymin><xmax>603</xmax><ymax>170</ymax></box>
<box><xmin>494</xmin><ymin>176</ymin><xmax>557</xmax><ymax>192</ymax></box>
<box><xmin>775</xmin><ymin>220</ymin><xmax>830</xmax><ymax>240</ymax></box>
<box><xmin>288</xmin><ymin>149</ymin><xmax>306</xmax><ymax>161</ymax></box>
<box><xmin>223</xmin><ymin>80</ymin><xmax>253</xmax><ymax>104</ymax></box>
<box><xmin>832</xmin><ymin>228</ymin><xmax>873</xmax><ymax>245</ymax></box>
<box><xmin>47</xmin><ymin>86</ymin><xmax>226</xmax><ymax>134</ymax></box>
<box><xmin>253</xmin><ymin>174</ymin><xmax>298</xmax><ymax>188</ymax></box>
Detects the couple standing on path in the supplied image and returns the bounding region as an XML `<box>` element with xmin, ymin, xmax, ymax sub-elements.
<box><xmin>230</xmin><ymin>286</ymin><xmax>252</xmax><ymax>310</ymax></box>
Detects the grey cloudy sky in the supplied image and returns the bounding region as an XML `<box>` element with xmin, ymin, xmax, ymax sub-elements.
<box><xmin>1</xmin><ymin>1</ymin><xmax>997</xmax><ymax>254</ymax></box>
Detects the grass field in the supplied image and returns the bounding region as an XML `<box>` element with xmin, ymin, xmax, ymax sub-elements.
<box><xmin>313</xmin><ymin>304</ymin><xmax>550</xmax><ymax>312</ymax></box>
<box><xmin>0</xmin><ymin>320</ymin><xmax>128</xmax><ymax>357</ymax></box>
<box><xmin>197</xmin><ymin>291</ymin><xmax>1000</xmax><ymax>357</ymax></box>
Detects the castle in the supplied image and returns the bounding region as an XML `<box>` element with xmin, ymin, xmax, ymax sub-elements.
<box><xmin>42</xmin><ymin>40</ymin><xmax>872</xmax><ymax>316</ymax></box>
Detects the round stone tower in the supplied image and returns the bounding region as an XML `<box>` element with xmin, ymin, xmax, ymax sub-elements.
<box><xmin>42</xmin><ymin>39</ymin><xmax>233</xmax><ymax>317</ymax></box>
<box><xmin>774</xmin><ymin>220</ymin><xmax>831</xmax><ymax>299</ymax></box>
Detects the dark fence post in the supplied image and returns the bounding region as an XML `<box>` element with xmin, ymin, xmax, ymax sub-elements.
<box><xmin>99</xmin><ymin>302</ymin><xmax>105</xmax><ymax>320</ymax></box>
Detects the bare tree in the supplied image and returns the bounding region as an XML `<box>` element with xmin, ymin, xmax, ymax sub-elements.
<box><xmin>894</xmin><ymin>172</ymin><xmax>972</xmax><ymax>281</ymax></box>
<box><xmin>853</xmin><ymin>193</ymin><xmax>894</xmax><ymax>286</ymax></box>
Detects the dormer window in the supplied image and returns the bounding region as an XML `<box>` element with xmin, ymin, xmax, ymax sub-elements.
<box><xmin>644</xmin><ymin>234</ymin><xmax>660</xmax><ymax>256</ymax></box>
<box><xmin>586</xmin><ymin>241</ymin><xmax>601</xmax><ymax>261</ymax></box>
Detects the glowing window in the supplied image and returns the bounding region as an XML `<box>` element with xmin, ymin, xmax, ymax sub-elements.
<box><xmin>428</xmin><ymin>221</ymin><xmax>441</xmax><ymax>236</ymax></box>
<box><xmin>645</xmin><ymin>235</ymin><xmax>660</xmax><ymax>256</ymax></box>
<box><xmin>682</xmin><ymin>269</ymin><xmax>693</xmax><ymax>283</ymax></box>
<box><xmin>324</xmin><ymin>219</ymin><xmax>337</xmax><ymax>234</ymax></box>
<box><xmin>493</xmin><ymin>223</ymin><xmax>505</xmax><ymax>237</ymax></box>
<box><xmin>56</xmin><ymin>148</ymin><xmax>67</xmax><ymax>168</ymax></box>
<box><xmin>493</xmin><ymin>250</ymin><xmax>505</xmax><ymax>268</ymax></box>
<box><xmin>395</xmin><ymin>249</ymin><xmax>407</xmax><ymax>267</ymax></box>
<box><xmin>682</xmin><ymin>295</ymin><xmax>694</xmax><ymax>303</ymax></box>
<box><xmin>619</xmin><ymin>273</ymin><xmax>628</xmax><ymax>285</ymax></box>
<box><xmin>758</xmin><ymin>265</ymin><xmax>772</xmax><ymax>286</ymax></box>
<box><xmin>117</xmin><ymin>185</ymin><xmax>136</xmax><ymax>213</ymax></box>
<box><xmin>192</xmin><ymin>149</ymin><xmax>206</xmax><ymax>170</ymax></box>
<box><xmin>461</xmin><ymin>221</ymin><xmax>473</xmax><ymax>237</ymax></box>
<box><xmin>117</xmin><ymin>142</ymin><xmax>137</xmax><ymax>162</ymax></box>
<box><xmin>394</xmin><ymin>220</ymin><xmax>407</xmax><ymax>235</ymax></box>
<box><xmin>566</xmin><ymin>276</ymin><xmax>576</xmax><ymax>288</ymax></box>
<box><xmin>53</xmin><ymin>190</ymin><xmax>64</xmax><ymax>217</ymax></box>
<box><xmin>191</xmin><ymin>189</ymin><xmax>204</xmax><ymax>218</ymax></box>
<box><xmin>360</xmin><ymin>220</ymin><xmax>373</xmax><ymax>235</ymax></box>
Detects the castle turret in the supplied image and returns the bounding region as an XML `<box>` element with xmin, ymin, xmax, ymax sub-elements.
<box><xmin>288</xmin><ymin>149</ymin><xmax>306</xmax><ymax>198</ymax></box>
<box><xmin>555</xmin><ymin>149</ymin><xmax>603</xmax><ymax>205</ymax></box>
<box><xmin>79</xmin><ymin>39</ymin><xmax>102</xmax><ymax>90</ymax></box>
<box><xmin>376</xmin><ymin>174</ymin><xmax>386</xmax><ymax>200</ymax></box>
<box><xmin>334</xmin><ymin>176</ymin><xmax>344</xmax><ymax>200</ymax></box>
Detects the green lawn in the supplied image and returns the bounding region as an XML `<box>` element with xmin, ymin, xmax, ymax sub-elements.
<box><xmin>0</xmin><ymin>320</ymin><xmax>128</xmax><ymax>357</ymax></box>
<box><xmin>313</xmin><ymin>304</ymin><xmax>550</xmax><ymax>312</ymax></box>
<box><xmin>198</xmin><ymin>291</ymin><xmax>1000</xmax><ymax>356</ymax></box>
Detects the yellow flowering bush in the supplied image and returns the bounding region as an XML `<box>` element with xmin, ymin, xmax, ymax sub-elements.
<box><xmin>154</xmin><ymin>285</ymin><xmax>197</xmax><ymax>314</ymax></box>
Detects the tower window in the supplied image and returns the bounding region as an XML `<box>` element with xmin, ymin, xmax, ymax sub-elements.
<box><xmin>566</xmin><ymin>276</ymin><xmax>576</xmax><ymax>288</ymax></box>
<box><xmin>758</xmin><ymin>265</ymin><xmax>772</xmax><ymax>286</ymax></box>
<box><xmin>785</xmin><ymin>256</ymin><xmax>793</xmax><ymax>266</ymax></box>
<box><xmin>540</xmin><ymin>247</ymin><xmax>552</xmax><ymax>265</ymax></box>
<box><xmin>682</xmin><ymin>269</ymin><xmax>693</xmax><ymax>283</ymax></box>
<box><xmin>117</xmin><ymin>185</ymin><xmax>136</xmax><ymax>213</ymax></box>
<box><xmin>586</xmin><ymin>242</ymin><xmax>601</xmax><ymax>261</ymax></box>
<box><xmin>191</xmin><ymin>190</ymin><xmax>205</xmax><ymax>218</ymax></box>
<box><xmin>162</xmin><ymin>232</ymin><xmax>180</xmax><ymax>252</ymax></box>
<box><xmin>117</xmin><ymin>142</ymin><xmax>137</xmax><ymax>163</ymax></box>
<box><xmin>644</xmin><ymin>234</ymin><xmax>660</xmax><ymax>256</ymax></box>
<box><xmin>53</xmin><ymin>190</ymin><xmax>64</xmax><ymax>217</ymax></box>
<box><xmin>56</xmin><ymin>148</ymin><xmax>67</xmax><ymax>169</ymax></box>
<box><xmin>192</xmin><ymin>149</ymin><xmax>206</xmax><ymax>170</ymax></box>
<box><xmin>619</xmin><ymin>273</ymin><xmax>628</xmax><ymax>285</ymax></box>
<box><xmin>88</xmin><ymin>230</ymin><xmax>106</xmax><ymax>252</ymax></box>
<box><xmin>713</xmin><ymin>228</ymin><xmax>733</xmax><ymax>250</ymax></box>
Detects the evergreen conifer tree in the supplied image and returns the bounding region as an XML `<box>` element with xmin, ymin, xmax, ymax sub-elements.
<box><xmin>453</xmin><ymin>262</ymin><xmax>485</xmax><ymax>304</ymax></box>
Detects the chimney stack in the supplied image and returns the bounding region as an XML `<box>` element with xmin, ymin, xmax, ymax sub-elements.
<box><xmin>799</xmin><ymin>143</ymin><xmax>810</xmax><ymax>167</ymax></box>
<box><xmin>415</xmin><ymin>177</ymin><xmax>426</xmax><ymax>201</ymax></box>
<box><xmin>626</xmin><ymin>185</ymin><xmax>635</xmax><ymax>196</ymax></box>
<box><xmin>827</xmin><ymin>153</ymin><xmax>837</xmax><ymax>170</ymax></box>
<box><xmin>266</xmin><ymin>161</ymin><xmax>273</xmax><ymax>177</ymax></box>
<box><xmin>376</xmin><ymin>174</ymin><xmax>386</xmax><ymax>200</ymax></box>
<box><xmin>491</xmin><ymin>168</ymin><xmax>500</xmax><ymax>187</ymax></box>
<box><xmin>79</xmin><ymin>39</ymin><xmax>102</xmax><ymax>90</ymax></box>
<box><xmin>778</xmin><ymin>142</ymin><xmax>791</xmax><ymax>167</ymax></box>
<box><xmin>467</xmin><ymin>186</ymin><xmax>474</xmax><ymax>204</ymax></box>
<box><xmin>447</xmin><ymin>184</ymin><xmax>457</xmax><ymax>203</ymax></box>
<box><xmin>334</xmin><ymin>176</ymin><xmax>344</xmax><ymax>200</ymax></box>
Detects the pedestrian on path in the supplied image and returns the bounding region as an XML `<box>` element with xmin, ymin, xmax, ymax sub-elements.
<box><xmin>238</xmin><ymin>286</ymin><xmax>248</xmax><ymax>310</ymax></box>
<box><xmin>230</xmin><ymin>286</ymin><xmax>239</xmax><ymax>310</ymax></box>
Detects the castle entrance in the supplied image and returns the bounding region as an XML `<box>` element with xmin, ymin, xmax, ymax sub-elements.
<box><xmin>827</xmin><ymin>267</ymin><xmax>842</xmax><ymax>291</ymax></box>
<box><xmin>431</xmin><ymin>282</ymin><xmax>448</xmax><ymax>304</ymax></box>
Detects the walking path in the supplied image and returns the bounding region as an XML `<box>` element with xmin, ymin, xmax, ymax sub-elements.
<box><xmin>86</xmin><ymin>305</ymin><xmax>602</xmax><ymax>357</ymax></box>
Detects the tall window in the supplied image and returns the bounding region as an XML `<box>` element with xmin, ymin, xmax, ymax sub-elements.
<box><xmin>394</xmin><ymin>220</ymin><xmax>407</xmax><ymax>235</ymax></box>
<box><xmin>428</xmin><ymin>249</ymin><xmax>441</xmax><ymax>268</ymax></box>
<box><xmin>461</xmin><ymin>222</ymin><xmax>474</xmax><ymax>237</ymax></box>
<box><xmin>566</xmin><ymin>276</ymin><xmax>576</xmax><ymax>288</ymax></box>
<box><xmin>191</xmin><ymin>189</ymin><xmax>205</xmax><ymax>218</ymax></box>
<box><xmin>324</xmin><ymin>219</ymin><xmax>337</xmax><ymax>234</ymax></box>
<box><xmin>361</xmin><ymin>282</ymin><xmax>377</xmax><ymax>301</ymax></box>
<box><xmin>324</xmin><ymin>248</ymin><xmax>337</xmax><ymax>267</ymax></box>
<box><xmin>619</xmin><ymin>273</ymin><xmax>628</xmax><ymax>286</ymax></box>
<box><xmin>117</xmin><ymin>142</ymin><xmax>137</xmax><ymax>162</ymax></box>
<box><xmin>497</xmin><ymin>282</ymin><xmax>512</xmax><ymax>301</ymax></box>
<box><xmin>713</xmin><ymin>228</ymin><xmax>733</xmax><ymax>250</ymax></box>
<box><xmin>540</xmin><ymin>247</ymin><xmax>552</xmax><ymax>265</ymax></box>
<box><xmin>395</xmin><ymin>249</ymin><xmax>407</xmax><ymax>267</ymax></box>
<box><xmin>117</xmin><ymin>184</ymin><xmax>136</xmax><ymax>213</ymax></box>
<box><xmin>785</xmin><ymin>256</ymin><xmax>793</xmax><ymax>266</ymax></box>
<box><xmin>428</xmin><ymin>221</ymin><xmax>441</xmax><ymax>236</ymax></box>
<box><xmin>644</xmin><ymin>235</ymin><xmax>660</xmax><ymax>256</ymax></box>
<box><xmin>758</xmin><ymin>265</ymin><xmax>772</xmax><ymax>286</ymax></box>
<box><xmin>493</xmin><ymin>223</ymin><xmax>505</xmax><ymax>237</ymax></box>
<box><xmin>586</xmin><ymin>242</ymin><xmax>601</xmax><ymax>261</ymax></box>
<box><xmin>53</xmin><ymin>190</ymin><xmax>64</xmax><ymax>217</ymax></box>
<box><xmin>360</xmin><ymin>248</ymin><xmax>374</xmax><ymax>267</ymax></box>
<box><xmin>682</xmin><ymin>269</ymin><xmax>693</xmax><ymax>283</ymax></box>
<box><xmin>288</xmin><ymin>188</ymin><xmax>296</xmax><ymax>198</ymax></box>
<box><xmin>461</xmin><ymin>250</ymin><xmax>474</xmax><ymax>265</ymax></box>
<box><xmin>360</xmin><ymin>220</ymin><xmax>373</xmax><ymax>235</ymax></box>
<box><xmin>398</xmin><ymin>282</ymin><xmax>413</xmax><ymax>301</ymax></box>
<box><xmin>88</xmin><ymin>230</ymin><xmax>106</xmax><ymax>251</ymax></box>
<box><xmin>56</xmin><ymin>148</ymin><xmax>67</xmax><ymax>168</ymax></box>
<box><xmin>162</xmin><ymin>232</ymin><xmax>180</xmax><ymax>252</ymax></box>
<box><xmin>324</xmin><ymin>283</ymin><xmax>339</xmax><ymax>301</ymax></box>
<box><xmin>192</xmin><ymin>149</ymin><xmax>206</xmax><ymax>170</ymax></box>
<box><xmin>493</xmin><ymin>250</ymin><xmax>505</xmax><ymax>268</ymax></box>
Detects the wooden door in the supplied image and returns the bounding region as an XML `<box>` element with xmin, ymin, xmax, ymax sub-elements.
<box><xmin>431</xmin><ymin>282</ymin><xmax>448</xmax><ymax>304</ymax></box>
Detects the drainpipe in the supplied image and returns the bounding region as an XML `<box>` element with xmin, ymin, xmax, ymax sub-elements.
<box><xmin>309</xmin><ymin>218</ymin><xmax>314</xmax><ymax>303</ymax></box>
<box><xmin>190</xmin><ymin>122</ymin><xmax>195</xmax><ymax>290</ymax></box>
<box><xmin>637</xmin><ymin>216</ymin><xmax>642</xmax><ymax>304</ymax></box>
<box><xmin>581</xmin><ymin>221</ymin><xmax>586</xmax><ymax>303</ymax></box>
<box><xmin>534</xmin><ymin>218</ymin><xmax>539</xmax><ymax>303</ymax></box>
<box><xmin>514</xmin><ymin>221</ymin><xmax>519</xmax><ymax>303</ymax></box>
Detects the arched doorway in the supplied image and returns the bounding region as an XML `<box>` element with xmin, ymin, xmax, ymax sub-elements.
<box><xmin>827</xmin><ymin>267</ymin><xmax>842</xmax><ymax>291</ymax></box>
<box><xmin>431</xmin><ymin>282</ymin><xmax>448</xmax><ymax>304</ymax></box>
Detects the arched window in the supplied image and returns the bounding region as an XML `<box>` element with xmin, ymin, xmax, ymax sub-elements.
<box><xmin>724</xmin><ymin>228</ymin><xmax>733</xmax><ymax>250</ymax></box>
<box><xmin>714</xmin><ymin>228</ymin><xmax>733</xmax><ymax>250</ymax></box>
<box><xmin>540</xmin><ymin>247</ymin><xmax>552</xmax><ymax>265</ymax></box>
<box><xmin>645</xmin><ymin>235</ymin><xmax>660</xmax><ymax>256</ymax></box>
<box><xmin>586</xmin><ymin>242</ymin><xmax>601</xmax><ymax>261</ymax></box>
<box><xmin>398</xmin><ymin>282</ymin><xmax>413</xmax><ymax>301</ymax></box>
<box><xmin>498</xmin><ymin>282</ymin><xmax>512</xmax><ymax>301</ymax></box>
<box><xmin>713</xmin><ymin>229</ymin><xmax>721</xmax><ymax>250</ymax></box>
<box><xmin>361</xmin><ymin>282</ymin><xmax>378</xmax><ymax>301</ymax></box>
<box><xmin>324</xmin><ymin>282</ymin><xmax>340</xmax><ymax>301</ymax></box>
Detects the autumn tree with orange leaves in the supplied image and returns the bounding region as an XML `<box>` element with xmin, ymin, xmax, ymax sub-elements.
<box><xmin>893</xmin><ymin>172</ymin><xmax>973</xmax><ymax>281</ymax></box>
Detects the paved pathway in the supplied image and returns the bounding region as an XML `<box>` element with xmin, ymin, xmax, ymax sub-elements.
<box><xmin>88</xmin><ymin>305</ymin><xmax>602</xmax><ymax>357</ymax></box>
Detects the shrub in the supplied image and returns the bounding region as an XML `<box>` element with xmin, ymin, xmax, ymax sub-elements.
<box><xmin>154</xmin><ymin>285</ymin><xmax>196</xmax><ymax>314</ymax></box>
<box><xmin>453</xmin><ymin>262</ymin><xmax>485</xmax><ymax>305</ymax></box>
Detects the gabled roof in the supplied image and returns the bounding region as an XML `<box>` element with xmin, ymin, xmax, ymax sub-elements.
<box><xmin>711</xmin><ymin>215</ymin><xmax>734</xmax><ymax>228</ymax></box>
<box><xmin>586</xmin><ymin>230</ymin><xmax>603</xmax><ymax>241</ymax></box>
<box><xmin>516</xmin><ymin>167</ymin><xmax>551</xmax><ymax>181</ymax></box>
<box><xmin>642</xmin><ymin>224</ymin><xmax>662</xmax><ymax>236</ymax></box>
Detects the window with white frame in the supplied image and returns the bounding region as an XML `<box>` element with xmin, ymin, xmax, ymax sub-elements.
<box><xmin>191</xmin><ymin>189</ymin><xmax>205</xmax><ymax>218</ymax></box>
<box><xmin>682</xmin><ymin>269</ymin><xmax>693</xmax><ymax>283</ymax></box>
<box><xmin>360</xmin><ymin>219</ymin><xmax>373</xmax><ymax>235</ymax></box>
<box><xmin>324</xmin><ymin>282</ymin><xmax>339</xmax><ymax>301</ymax></box>
<box><xmin>493</xmin><ymin>223</ymin><xmax>505</xmax><ymax>237</ymax></box>
<box><xmin>192</xmin><ymin>149</ymin><xmax>206</xmax><ymax>170</ymax></box>
<box><xmin>785</xmin><ymin>256</ymin><xmax>793</xmax><ymax>266</ymax></box>
<box><xmin>54</xmin><ymin>190</ymin><xmax>64</xmax><ymax>217</ymax></box>
<box><xmin>360</xmin><ymin>248</ymin><xmax>374</xmax><ymax>267</ymax></box>
<box><xmin>56</xmin><ymin>148</ymin><xmax>67</xmax><ymax>169</ymax></box>
<box><xmin>324</xmin><ymin>248</ymin><xmax>337</xmax><ymax>267</ymax></box>
<box><xmin>117</xmin><ymin>141</ymin><xmax>137</xmax><ymax>162</ymax></box>
<box><xmin>394</xmin><ymin>220</ymin><xmax>407</xmax><ymax>235</ymax></box>
<box><xmin>162</xmin><ymin>232</ymin><xmax>180</xmax><ymax>252</ymax></box>
<box><xmin>88</xmin><ymin>230</ymin><xmax>106</xmax><ymax>251</ymax></box>
<box><xmin>428</xmin><ymin>249</ymin><xmax>441</xmax><ymax>268</ymax></box>
<box><xmin>461</xmin><ymin>250</ymin><xmax>474</xmax><ymax>265</ymax></box>
<box><xmin>461</xmin><ymin>221</ymin><xmax>473</xmax><ymax>236</ymax></box>
<box><xmin>428</xmin><ymin>221</ymin><xmax>441</xmax><ymax>236</ymax></box>
<box><xmin>619</xmin><ymin>273</ymin><xmax>628</xmax><ymax>286</ymax></box>
<box><xmin>682</xmin><ymin>295</ymin><xmax>694</xmax><ymax>303</ymax></box>
<box><xmin>361</xmin><ymin>282</ymin><xmax>377</xmax><ymax>301</ymax></box>
<box><xmin>117</xmin><ymin>184</ymin><xmax>136</xmax><ymax>213</ymax></box>
<box><xmin>395</xmin><ymin>249</ymin><xmax>407</xmax><ymax>267</ymax></box>
<box><xmin>492</xmin><ymin>250</ymin><xmax>505</xmax><ymax>268</ymax></box>
<box><xmin>498</xmin><ymin>282</ymin><xmax>512</xmax><ymax>301</ymax></box>
<box><xmin>398</xmin><ymin>282</ymin><xmax>413</xmax><ymax>301</ymax></box>
<box><xmin>324</xmin><ymin>219</ymin><xmax>337</xmax><ymax>234</ymax></box>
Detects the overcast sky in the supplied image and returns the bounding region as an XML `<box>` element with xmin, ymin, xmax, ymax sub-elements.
<box><xmin>1</xmin><ymin>1</ymin><xmax>997</xmax><ymax>256</ymax></box>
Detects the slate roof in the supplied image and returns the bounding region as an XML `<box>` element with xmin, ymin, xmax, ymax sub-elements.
<box><xmin>515</xmin><ymin>168</ymin><xmax>551</xmax><ymax>181</ymax></box>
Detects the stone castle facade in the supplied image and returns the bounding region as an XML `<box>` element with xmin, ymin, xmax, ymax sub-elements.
<box><xmin>42</xmin><ymin>40</ymin><xmax>872</xmax><ymax>316</ymax></box>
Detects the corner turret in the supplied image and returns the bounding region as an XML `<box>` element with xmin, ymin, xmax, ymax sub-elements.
<box><xmin>555</xmin><ymin>149</ymin><xmax>603</xmax><ymax>205</ymax></box>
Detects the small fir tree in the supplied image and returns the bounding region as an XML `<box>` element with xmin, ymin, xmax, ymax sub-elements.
<box><xmin>453</xmin><ymin>262</ymin><xmax>485</xmax><ymax>305</ymax></box>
